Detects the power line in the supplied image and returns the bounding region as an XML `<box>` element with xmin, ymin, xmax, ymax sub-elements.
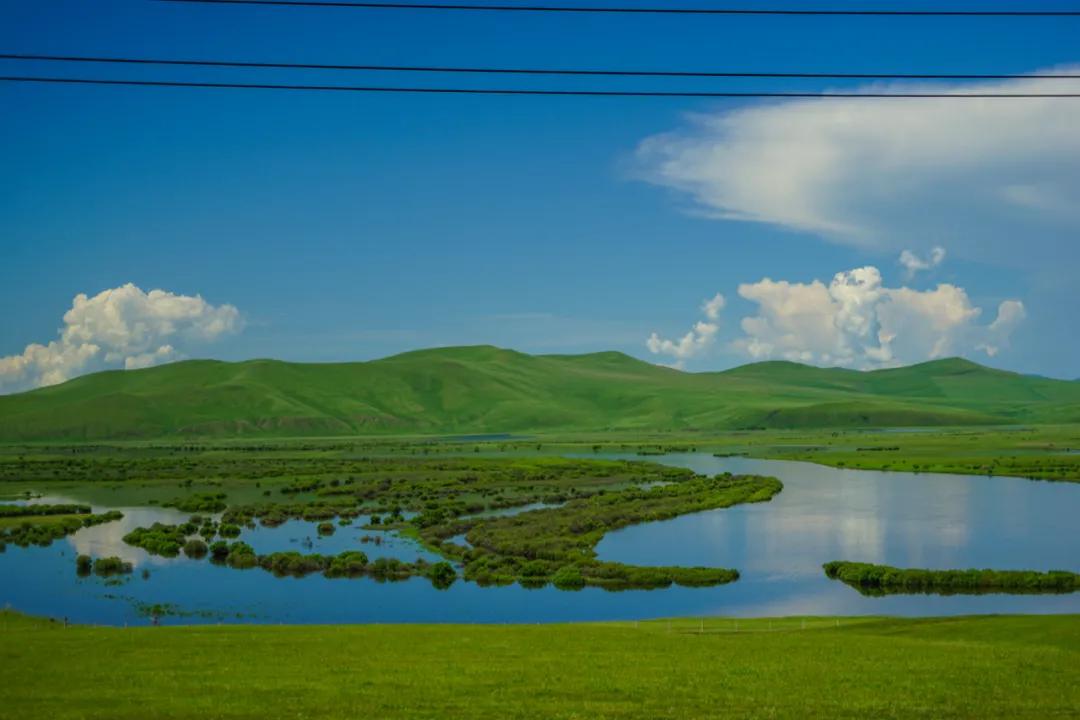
<box><xmin>4</xmin><ymin>75</ymin><xmax>1080</xmax><ymax>97</ymax></box>
<box><xmin>154</xmin><ymin>0</ymin><xmax>1080</xmax><ymax>16</ymax></box>
<box><xmin>3</xmin><ymin>53</ymin><xmax>1078</xmax><ymax>80</ymax></box>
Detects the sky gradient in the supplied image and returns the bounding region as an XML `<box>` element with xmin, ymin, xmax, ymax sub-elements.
<box><xmin>2</xmin><ymin>0</ymin><xmax>1078</xmax><ymax>390</ymax></box>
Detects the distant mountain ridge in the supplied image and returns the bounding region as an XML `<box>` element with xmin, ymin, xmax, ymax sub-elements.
<box><xmin>0</xmin><ymin>345</ymin><xmax>1077</xmax><ymax>440</ymax></box>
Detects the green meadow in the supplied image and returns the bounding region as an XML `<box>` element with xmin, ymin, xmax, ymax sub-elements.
<box><xmin>1</xmin><ymin>611</ymin><xmax>1077</xmax><ymax>719</ymax></box>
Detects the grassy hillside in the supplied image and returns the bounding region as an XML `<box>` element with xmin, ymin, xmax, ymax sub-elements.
<box><xmin>0</xmin><ymin>345</ymin><xmax>1077</xmax><ymax>440</ymax></box>
<box><xmin>2</xmin><ymin>611</ymin><xmax>1077</xmax><ymax>719</ymax></box>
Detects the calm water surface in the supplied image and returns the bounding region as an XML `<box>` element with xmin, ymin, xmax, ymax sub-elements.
<box><xmin>1</xmin><ymin>454</ymin><xmax>1077</xmax><ymax>624</ymax></box>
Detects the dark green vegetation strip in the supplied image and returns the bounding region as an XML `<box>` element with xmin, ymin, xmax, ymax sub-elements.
<box><xmin>0</xmin><ymin>510</ymin><xmax>123</xmax><ymax>550</ymax></box>
<box><xmin>2</xmin><ymin>346</ymin><xmax>1078</xmax><ymax>441</ymax></box>
<box><xmin>2</xmin><ymin>611</ymin><xmax>1078</xmax><ymax>719</ymax></box>
<box><xmin>824</xmin><ymin>561</ymin><xmax>1080</xmax><ymax>596</ymax></box>
<box><xmin>75</xmin><ymin>555</ymin><xmax>133</xmax><ymax>577</ymax></box>
<box><xmin>0</xmin><ymin>503</ymin><xmax>90</xmax><ymax>517</ymax></box>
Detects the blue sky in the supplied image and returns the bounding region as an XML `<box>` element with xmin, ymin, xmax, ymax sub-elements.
<box><xmin>2</xmin><ymin>0</ymin><xmax>1078</xmax><ymax>390</ymax></box>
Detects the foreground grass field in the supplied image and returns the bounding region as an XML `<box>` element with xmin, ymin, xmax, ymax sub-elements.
<box><xmin>1</xmin><ymin>612</ymin><xmax>1077</xmax><ymax>719</ymax></box>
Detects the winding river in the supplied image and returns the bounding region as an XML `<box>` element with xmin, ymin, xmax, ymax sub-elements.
<box><xmin>1</xmin><ymin>453</ymin><xmax>1077</xmax><ymax>624</ymax></box>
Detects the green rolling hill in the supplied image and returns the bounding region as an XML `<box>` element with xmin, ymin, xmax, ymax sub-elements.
<box><xmin>0</xmin><ymin>346</ymin><xmax>1077</xmax><ymax>440</ymax></box>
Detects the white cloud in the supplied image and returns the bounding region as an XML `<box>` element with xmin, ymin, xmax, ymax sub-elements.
<box><xmin>124</xmin><ymin>345</ymin><xmax>178</xmax><ymax>370</ymax></box>
<box><xmin>980</xmin><ymin>299</ymin><xmax>1027</xmax><ymax>357</ymax></box>
<box><xmin>634</xmin><ymin>71</ymin><xmax>1080</xmax><ymax>270</ymax></box>
<box><xmin>899</xmin><ymin>246</ymin><xmax>946</xmax><ymax>278</ymax></box>
<box><xmin>647</xmin><ymin>293</ymin><xmax>725</xmax><ymax>368</ymax></box>
<box><xmin>731</xmin><ymin>266</ymin><xmax>1023</xmax><ymax>368</ymax></box>
<box><xmin>701</xmin><ymin>293</ymin><xmax>726</xmax><ymax>320</ymax></box>
<box><xmin>0</xmin><ymin>284</ymin><xmax>242</xmax><ymax>394</ymax></box>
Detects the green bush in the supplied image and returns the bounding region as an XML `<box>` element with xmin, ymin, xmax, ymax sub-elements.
<box><xmin>92</xmin><ymin>556</ymin><xmax>134</xmax><ymax>576</ymax></box>
<box><xmin>259</xmin><ymin>551</ymin><xmax>328</xmax><ymax>576</ymax></box>
<box><xmin>552</xmin><ymin>564</ymin><xmax>585</xmax><ymax>590</ymax></box>
<box><xmin>123</xmin><ymin>523</ymin><xmax>186</xmax><ymax>557</ymax></box>
<box><xmin>427</xmin><ymin>561</ymin><xmax>456</xmax><ymax>589</ymax></box>
<box><xmin>162</xmin><ymin>493</ymin><xmax>227</xmax><ymax>513</ymax></box>
<box><xmin>184</xmin><ymin>538</ymin><xmax>209</xmax><ymax>559</ymax></box>
<box><xmin>370</xmin><ymin>557</ymin><xmax>408</xmax><ymax>581</ymax></box>
<box><xmin>209</xmin><ymin>540</ymin><xmax>230</xmax><ymax>559</ymax></box>
<box><xmin>226</xmin><ymin>542</ymin><xmax>257</xmax><ymax>569</ymax></box>
<box><xmin>521</xmin><ymin>560</ymin><xmax>551</xmax><ymax>579</ymax></box>
<box><xmin>325</xmin><ymin>551</ymin><xmax>369</xmax><ymax>578</ymax></box>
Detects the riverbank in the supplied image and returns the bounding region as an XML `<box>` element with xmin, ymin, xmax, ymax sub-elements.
<box><xmin>1</xmin><ymin>611</ymin><xmax>1076</xmax><ymax>718</ymax></box>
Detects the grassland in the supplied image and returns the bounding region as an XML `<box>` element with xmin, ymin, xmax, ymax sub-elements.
<box><xmin>732</xmin><ymin>425</ymin><xmax>1080</xmax><ymax>480</ymax></box>
<box><xmin>1</xmin><ymin>611</ymin><xmax>1077</xmax><ymax>719</ymax></box>
<box><xmin>605</xmin><ymin>424</ymin><xmax>1080</xmax><ymax>481</ymax></box>
<box><xmin>1</xmin><ymin>345</ymin><xmax>1078</xmax><ymax>441</ymax></box>
<box><xmin>0</xmin><ymin>423</ymin><xmax>1077</xmax><ymax>496</ymax></box>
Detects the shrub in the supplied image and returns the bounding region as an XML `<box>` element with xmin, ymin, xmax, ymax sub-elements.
<box><xmin>259</xmin><ymin>551</ymin><xmax>328</xmax><ymax>576</ymax></box>
<box><xmin>184</xmin><ymin>538</ymin><xmax>208</xmax><ymax>558</ymax></box>
<box><xmin>93</xmin><ymin>556</ymin><xmax>134</xmax><ymax>576</ymax></box>
<box><xmin>226</xmin><ymin>542</ymin><xmax>257</xmax><ymax>569</ymax></box>
<box><xmin>122</xmin><ymin>523</ymin><xmax>186</xmax><ymax>557</ymax></box>
<box><xmin>75</xmin><ymin>554</ymin><xmax>93</xmax><ymax>575</ymax></box>
<box><xmin>370</xmin><ymin>557</ymin><xmax>407</xmax><ymax>580</ymax></box>
<box><xmin>163</xmin><ymin>493</ymin><xmax>227</xmax><ymax>513</ymax></box>
<box><xmin>552</xmin><ymin>564</ymin><xmax>585</xmax><ymax>590</ymax></box>
<box><xmin>521</xmin><ymin>560</ymin><xmax>550</xmax><ymax>578</ymax></box>
<box><xmin>427</xmin><ymin>561</ymin><xmax>456</xmax><ymax>589</ymax></box>
<box><xmin>324</xmin><ymin>551</ymin><xmax>369</xmax><ymax>578</ymax></box>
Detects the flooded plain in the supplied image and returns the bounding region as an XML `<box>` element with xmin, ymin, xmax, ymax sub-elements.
<box><xmin>2</xmin><ymin>453</ymin><xmax>1077</xmax><ymax>624</ymax></box>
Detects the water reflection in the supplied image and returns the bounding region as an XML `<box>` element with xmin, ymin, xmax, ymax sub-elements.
<box><xmin>68</xmin><ymin>507</ymin><xmax>193</xmax><ymax>567</ymax></box>
<box><xmin>593</xmin><ymin>454</ymin><xmax>1079</xmax><ymax>616</ymax></box>
<box><xmin>241</xmin><ymin>519</ymin><xmax>441</xmax><ymax>563</ymax></box>
<box><xmin>595</xmin><ymin>455</ymin><xmax>1078</xmax><ymax>574</ymax></box>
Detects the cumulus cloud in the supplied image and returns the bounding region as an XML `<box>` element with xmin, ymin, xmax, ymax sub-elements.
<box><xmin>979</xmin><ymin>299</ymin><xmax>1027</xmax><ymax>357</ymax></box>
<box><xmin>0</xmin><ymin>284</ymin><xmax>242</xmax><ymax>394</ymax></box>
<box><xmin>634</xmin><ymin>71</ymin><xmax>1080</xmax><ymax>270</ymax></box>
<box><xmin>647</xmin><ymin>293</ymin><xmax>725</xmax><ymax>368</ymax></box>
<box><xmin>701</xmin><ymin>292</ymin><xmax>726</xmax><ymax>320</ymax></box>
<box><xmin>899</xmin><ymin>246</ymin><xmax>946</xmax><ymax>278</ymax></box>
<box><xmin>732</xmin><ymin>266</ymin><xmax>1023</xmax><ymax>368</ymax></box>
